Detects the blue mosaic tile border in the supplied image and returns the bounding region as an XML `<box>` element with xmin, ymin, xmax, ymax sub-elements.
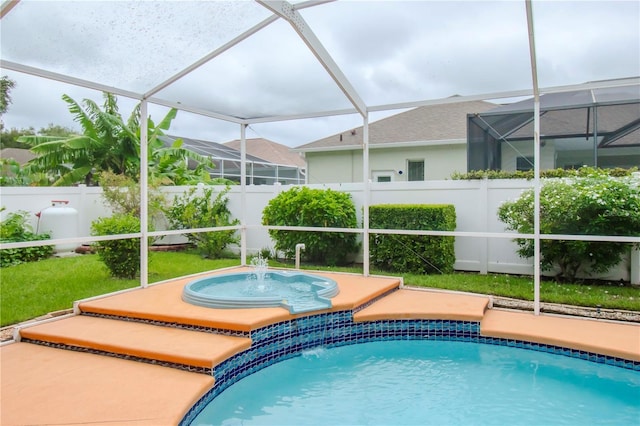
<box><xmin>179</xmin><ymin>312</ymin><xmax>640</xmax><ymax>425</ymax></box>
<box><xmin>352</xmin><ymin>287</ymin><xmax>399</xmax><ymax>313</ymax></box>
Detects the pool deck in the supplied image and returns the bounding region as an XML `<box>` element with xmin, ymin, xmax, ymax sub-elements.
<box><xmin>2</xmin><ymin>267</ymin><xmax>639</xmax><ymax>426</ymax></box>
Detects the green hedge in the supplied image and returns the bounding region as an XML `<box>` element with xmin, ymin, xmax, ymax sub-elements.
<box><xmin>451</xmin><ymin>166</ymin><xmax>636</xmax><ymax>180</ymax></box>
<box><xmin>369</xmin><ymin>204</ymin><xmax>456</xmax><ymax>274</ymax></box>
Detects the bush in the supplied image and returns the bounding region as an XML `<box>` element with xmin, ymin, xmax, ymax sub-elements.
<box><xmin>262</xmin><ymin>187</ymin><xmax>360</xmax><ymax>265</ymax></box>
<box><xmin>91</xmin><ymin>214</ymin><xmax>142</xmax><ymax>279</ymax></box>
<box><xmin>451</xmin><ymin>166</ymin><xmax>637</xmax><ymax>180</ymax></box>
<box><xmin>164</xmin><ymin>186</ymin><xmax>239</xmax><ymax>258</ymax></box>
<box><xmin>369</xmin><ymin>204</ymin><xmax>456</xmax><ymax>274</ymax></box>
<box><xmin>98</xmin><ymin>171</ymin><xmax>165</xmax><ymax>220</ymax></box>
<box><xmin>0</xmin><ymin>209</ymin><xmax>54</xmax><ymax>267</ymax></box>
<box><xmin>498</xmin><ymin>170</ymin><xmax>640</xmax><ymax>281</ymax></box>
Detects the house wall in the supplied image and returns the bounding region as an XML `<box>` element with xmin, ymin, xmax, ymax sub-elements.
<box><xmin>305</xmin><ymin>143</ymin><xmax>466</xmax><ymax>183</ymax></box>
<box><xmin>500</xmin><ymin>139</ymin><xmax>640</xmax><ymax>171</ymax></box>
<box><xmin>305</xmin><ymin>151</ymin><xmax>361</xmax><ymax>184</ymax></box>
<box><xmin>556</xmin><ymin>146</ymin><xmax>640</xmax><ymax>169</ymax></box>
<box><xmin>1</xmin><ymin>181</ymin><xmax>637</xmax><ymax>283</ymax></box>
<box><xmin>370</xmin><ymin>145</ymin><xmax>467</xmax><ymax>181</ymax></box>
<box><xmin>500</xmin><ymin>140</ymin><xmax>557</xmax><ymax>170</ymax></box>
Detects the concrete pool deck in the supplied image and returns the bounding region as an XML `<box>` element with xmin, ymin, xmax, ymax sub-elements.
<box><xmin>2</xmin><ymin>267</ymin><xmax>639</xmax><ymax>425</ymax></box>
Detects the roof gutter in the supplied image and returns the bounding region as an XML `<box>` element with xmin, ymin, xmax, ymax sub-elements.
<box><xmin>293</xmin><ymin>139</ymin><xmax>465</xmax><ymax>153</ymax></box>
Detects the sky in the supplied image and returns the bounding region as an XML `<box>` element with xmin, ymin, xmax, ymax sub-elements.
<box><xmin>1</xmin><ymin>0</ymin><xmax>639</xmax><ymax>149</ymax></box>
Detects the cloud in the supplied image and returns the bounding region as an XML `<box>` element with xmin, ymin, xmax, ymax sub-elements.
<box><xmin>2</xmin><ymin>1</ymin><xmax>638</xmax><ymax>148</ymax></box>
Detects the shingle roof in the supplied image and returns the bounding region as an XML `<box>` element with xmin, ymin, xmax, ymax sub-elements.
<box><xmin>224</xmin><ymin>138</ymin><xmax>305</xmax><ymax>168</ymax></box>
<box><xmin>0</xmin><ymin>148</ymin><xmax>36</xmax><ymax>164</ymax></box>
<box><xmin>295</xmin><ymin>100</ymin><xmax>496</xmax><ymax>152</ymax></box>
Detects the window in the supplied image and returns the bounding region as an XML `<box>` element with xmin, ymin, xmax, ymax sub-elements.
<box><xmin>407</xmin><ymin>160</ymin><xmax>424</xmax><ymax>181</ymax></box>
<box><xmin>516</xmin><ymin>156</ymin><xmax>534</xmax><ymax>171</ymax></box>
<box><xmin>372</xmin><ymin>171</ymin><xmax>393</xmax><ymax>182</ymax></box>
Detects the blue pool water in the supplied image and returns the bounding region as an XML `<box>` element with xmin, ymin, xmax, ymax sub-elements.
<box><xmin>191</xmin><ymin>340</ymin><xmax>640</xmax><ymax>425</ymax></box>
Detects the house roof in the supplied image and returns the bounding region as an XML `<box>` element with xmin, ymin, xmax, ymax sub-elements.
<box><xmin>294</xmin><ymin>100</ymin><xmax>496</xmax><ymax>152</ymax></box>
<box><xmin>159</xmin><ymin>135</ymin><xmax>268</xmax><ymax>163</ymax></box>
<box><xmin>224</xmin><ymin>138</ymin><xmax>305</xmax><ymax>168</ymax></box>
<box><xmin>0</xmin><ymin>148</ymin><xmax>36</xmax><ymax>164</ymax></box>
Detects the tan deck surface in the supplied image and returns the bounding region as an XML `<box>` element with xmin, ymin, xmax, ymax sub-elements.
<box><xmin>78</xmin><ymin>268</ymin><xmax>401</xmax><ymax>331</ymax></box>
<box><xmin>1</xmin><ymin>269</ymin><xmax>638</xmax><ymax>426</ymax></box>
<box><xmin>481</xmin><ymin>309</ymin><xmax>640</xmax><ymax>362</ymax></box>
<box><xmin>19</xmin><ymin>315</ymin><xmax>252</xmax><ymax>369</ymax></box>
<box><xmin>354</xmin><ymin>288</ymin><xmax>489</xmax><ymax>322</ymax></box>
<box><xmin>0</xmin><ymin>342</ymin><xmax>214</xmax><ymax>426</ymax></box>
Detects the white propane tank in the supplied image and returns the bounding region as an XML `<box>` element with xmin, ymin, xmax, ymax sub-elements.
<box><xmin>37</xmin><ymin>200</ymin><xmax>79</xmax><ymax>253</ymax></box>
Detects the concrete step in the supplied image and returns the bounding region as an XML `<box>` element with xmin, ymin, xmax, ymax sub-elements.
<box><xmin>76</xmin><ymin>270</ymin><xmax>403</xmax><ymax>332</ymax></box>
<box><xmin>354</xmin><ymin>288</ymin><xmax>489</xmax><ymax>322</ymax></box>
<box><xmin>19</xmin><ymin>314</ymin><xmax>252</xmax><ymax>372</ymax></box>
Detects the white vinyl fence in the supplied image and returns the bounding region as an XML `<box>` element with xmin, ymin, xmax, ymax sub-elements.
<box><xmin>1</xmin><ymin>180</ymin><xmax>638</xmax><ymax>283</ymax></box>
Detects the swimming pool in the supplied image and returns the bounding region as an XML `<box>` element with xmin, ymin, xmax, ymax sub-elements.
<box><xmin>190</xmin><ymin>340</ymin><xmax>639</xmax><ymax>425</ymax></box>
<box><xmin>180</xmin><ymin>311</ymin><xmax>639</xmax><ymax>425</ymax></box>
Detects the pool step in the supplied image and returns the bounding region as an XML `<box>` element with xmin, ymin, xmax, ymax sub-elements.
<box><xmin>354</xmin><ymin>289</ymin><xmax>489</xmax><ymax>322</ymax></box>
<box><xmin>76</xmin><ymin>277</ymin><xmax>294</xmax><ymax>332</ymax></box>
<box><xmin>76</xmin><ymin>271</ymin><xmax>403</xmax><ymax>332</ymax></box>
<box><xmin>19</xmin><ymin>315</ymin><xmax>252</xmax><ymax>373</ymax></box>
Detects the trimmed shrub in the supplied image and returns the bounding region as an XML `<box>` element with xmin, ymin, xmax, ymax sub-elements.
<box><xmin>451</xmin><ymin>166</ymin><xmax>637</xmax><ymax>180</ymax></box>
<box><xmin>91</xmin><ymin>213</ymin><xmax>141</xmax><ymax>279</ymax></box>
<box><xmin>369</xmin><ymin>204</ymin><xmax>456</xmax><ymax>274</ymax></box>
<box><xmin>164</xmin><ymin>186</ymin><xmax>239</xmax><ymax>258</ymax></box>
<box><xmin>498</xmin><ymin>170</ymin><xmax>640</xmax><ymax>281</ymax></box>
<box><xmin>0</xmin><ymin>209</ymin><xmax>53</xmax><ymax>267</ymax></box>
<box><xmin>262</xmin><ymin>187</ymin><xmax>360</xmax><ymax>265</ymax></box>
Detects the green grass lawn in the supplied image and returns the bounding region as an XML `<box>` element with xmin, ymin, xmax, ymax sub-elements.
<box><xmin>2</xmin><ymin>253</ymin><xmax>638</xmax><ymax>327</ymax></box>
<box><xmin>294</xmin><ymin>263</ymin><xmax>640</xmax><ymax>311</ymax></box>
<box><xmin>0</xmin><ymin>252</ymin><xmax>239</xmax><ymax>327</ymax></box>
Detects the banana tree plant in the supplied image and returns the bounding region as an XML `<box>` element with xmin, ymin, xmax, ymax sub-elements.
<box><xmin>19</xmin><ymin>92</ymin><xmax>214</xmax><ymax>186</ymax></box>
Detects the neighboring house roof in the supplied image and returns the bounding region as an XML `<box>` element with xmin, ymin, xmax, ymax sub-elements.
<box><xmin>159</xmin><ymin>135</ymin><xmax>269</xmax><ymax>163</ymax></box>
<box><xmin>0</xmin><ymin>148</ymin><xmax>36</xmax><ymax>164</ymax></box>
<box><xmin>224</xmin><ymin>138</ymin><xmax>305</xmax><ymax>168</ymax></box>
<box><xmin>295</xmin><ymin>100</ymin><xmax>496</xmax><ymax>152</ymax></box>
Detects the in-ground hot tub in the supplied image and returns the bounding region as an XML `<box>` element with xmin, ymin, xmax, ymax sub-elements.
<box><xmin>182</xmin><ymin>270</ymin><xmax>339</xmax><ymax>314</ymax></box>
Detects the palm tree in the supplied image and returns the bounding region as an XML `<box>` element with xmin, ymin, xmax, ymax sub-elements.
<box><xmin>19</xmin><ymin>92</ymin><xmax>213</xmax><ymax>186</ymax></box>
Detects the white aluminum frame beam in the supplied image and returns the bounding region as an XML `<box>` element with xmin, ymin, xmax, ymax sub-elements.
<box><xmin>4</xmin><ymin>62</ymin><xmax>635</xmax><ymax>129</ymax></box>
<box><xmin>526</xmin><ymin>0</ymin><xmax>542</xmax><ymax>315</ymax></box>
<box><xmin>0</xmin><ymin>0</ymin><xmax>19</xmax><ymax>18</ymax></box>
<box><xmin>140</xmin><ymin>100</ymin><xmax>149</xmax><ymax>288</ymax></box>
<box><xmin>0</xmin><ymin>60</ymin><xmax>144</xmax><ymax>101</ymax></box>
<box><xmin>258</xmin><ymin>0</ymin><xmax>368</xmax><ymax>118</ymax></box>
<box><xmin>144</xmin><ymin>14</ymin><xmax>279</xmax><ymax>99</ymax></box>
